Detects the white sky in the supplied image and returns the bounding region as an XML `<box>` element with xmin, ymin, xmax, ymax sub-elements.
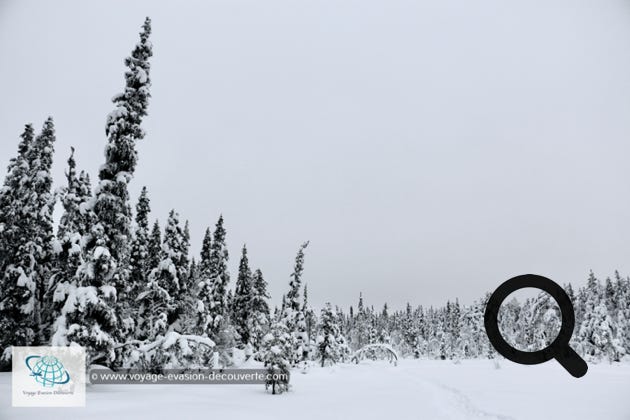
<box><xmin>1</xmin><ymin>0</ymin><xmax>630</xmax><ymax>310</ymax></box>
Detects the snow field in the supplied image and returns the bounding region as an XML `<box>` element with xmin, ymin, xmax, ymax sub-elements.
<box><xmin>1</xmin><ymin>359</ymin><xmax>628</xmax><ymax>420</ymax></box>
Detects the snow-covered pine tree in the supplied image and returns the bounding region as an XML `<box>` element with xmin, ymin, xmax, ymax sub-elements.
<box><xmin>348</xmin><ymin>306</ymin><xmax>354</xmax><ymax>330</ymax></box>
<box><xmin>530</xmin><ymin>292</ymin><xmax>561</xmax><ymax>351</ymax></box>
<box><xmin>0</xmin><ymin>125</ymin><xmax>34</xmax><ymax>279</ymax></box>
<box><xmin>576</xmin><ymin>272</ymin><xmax>602</xmax><ymax>358</ymax></box>
<box><xmin>180</xmin><ymin>220</ymin><xmax>191</xmax><ymax>293</ymax></box>
<box><xmin>363</xmin><ymin>310</ymin><xmax>380</xmax><ymax>359</ymax></box>
<box><xmin>442</xmin><ymin>302</ymin><xmax>453</xmax><ymax>358</ymax></box>
<box><xmin>367</xmin><ymin>317</ymin><xmax>378</xmax><ymax>346</ymax></box>
<box><xmin>128</xmin><ymin>187</ymin><xmax>151</xmax><ymax>306</ymax></box>
<box><xmin>198</xmin><ymin>227</ymin><xmax>212</xmax><ymax>276</ymax></box>
<box><xmin>605</xmin><ymin>277</ymin><xmax>616</xmax><ymax>310</ymax></box>
<box><xmin>248</xmin><ymin>269</ymin><xmax>271</xmax><ymax>355</ymax></box>
<box><xmin>22</xmin><ymin>118</ymin><xmax>56</xmax><ymax>344</ymax></box>
<box><xmin>138</xmin><ymin>210</ymin><xmax>189</xmax><ymax>337</ymax></box>
<box><xmin>379</xmin><ymin>303</ymin><xmax>389</xmax><ymax>332</ymax></box>
<box><xmin>54</xmin><ymin>148</ymin><xmax>93</xmax><ymax>281</ymax></box>
<box><xmin>336</xmin><ymin>306</ymin><xmax>348</xmax><ymax>337</ymax></box>
<box><xmin>498</xmin><ymin>297</ymin><xmax>521</xmax><ymax>351</ymax></box>
<box><xmin>414</xmin><ymin>306</ymin><xmax>427</xmax><ymax>356</ymax></box>
<box><xmin>378</xmin><ymin>327</ymin><xmax>391</xmax><ymax>345</ymax></box>
<box><xmin>208</xmin><ymin>216</ymin><xmax>230</xmax><ymax>338</ymax></box>
<box><xmin>423</xmin><ymin>306</ymin><xmax>438</xmax><ymax>358</ymax></box>
<box><xmin>134</xmin><ymin>214</ymin><xmax>176</xmax><ymax>345</ymax></box>
<box><xmin>51</xmin><ymin>148</ymin><xmax>93</xmax><ymax>339</ymax></box>
<box><xmin>197</xmin><ymin>216</ymin><xmax>230</xmax><ymax>339</ymax></box>
<box><xmin>226</xmin><ymin>289</ymin><xmax>234</xmax><ymax>315</ymax></box>
<box><xmin>22</xmin><ymin>119</ymin><xmax>57</xmax><ymax>343</ymax></box>
<box><xmin>188</xmin><ymin>258</ymin><xmax>199</xmax><ymax>292</ymax></box>
<box><xmin>53</xmin><ymin>18</ymin><xmax>153</xmax><ymax>366</ymax></box>
<box><xmin>147</xmin><ymin>220</ymin><xmax>162</xmax><ymax>270</ymax></box>
<box><xmin>401</xmin><ymin>303</ymin><xmax>418</xmax><ymax>357</ymax></box>
<box><xmin>352</xmin><ymin>293</ymin><xmax>372</xmax><ymax>351</ymax></box>
<box><xmin>283</xmin><ymin>241</ymin><xmax>309</xmax><ymax>365</ymax></box>
<box><xmin>332</xmin><ymin>308</ymin><xmax>351</xmax><ymax>363</ymax></box>
<box><xmin>514</xmin><ymin>297</ymin><xmax>535</xmax><ymax>351</ymax></box>
<box><xmin>195</xmin><ymin>228</ymin><xmax>212</xmax><ymax>335</ymax></box>
<box><xmin>195</xmin><ymin>229</ymin><xmax>211</xmax><ymax>334</ymax></box>
<box><xmin>303</xmin><ymin>283</ymin><xmax>317</xmax><ymax>360</ymax></box>
<box><xmin>175</xmin><ymin>219</ymin><xmax>191</xmax><ymax>328</ymax></box>
<box><xmin>318</xmin><ymin>302</ymin><xmax>341</xmax><ymax>366</ymax></box>
<box><xmin>448</xmin><ymin>300</ymin><xmax>462</xmax><ymax>360</ymax></box>
<box><xmin>480</xmin><ymin>292</ymin><xmax>498</xmax><ymax>359</ymax></box>
<box><xmin>565</xmin><ymin>282</ymin><xmax>576</xmax><ymax>305</ymax></box>
<box><xmin>0</xmin><ymin>126</ymin><xmax>34</xmax><ymax>278</ymax></box>
<box><xmin>262</xmin><ymin>318</ymin><xmax>292</xmax><ymax>395</ymax></box>
<box><xmin>565</xmin><ymin>282</ymin><xmax>581</xmax><ymax>350</ymax></box>
<box><xmin>232</xmin><ymin>244</ymin><xmax>253</xmax><ymax>346</ymax></box>
<box><xmin>0</xmin><ymin>125</ymin><xmax>36</xmax><ymax>368</ymax></box>
<box><xmin>0</xmin><ymin>120</ymin><xmax>56</xmax><ymax>367</ymax></box>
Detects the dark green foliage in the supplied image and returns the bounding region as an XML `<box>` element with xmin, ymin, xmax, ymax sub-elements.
<box><xmin>232</xmin><ymin>245</ymin><xmax>253</xmax><ymax>346</ymax></box>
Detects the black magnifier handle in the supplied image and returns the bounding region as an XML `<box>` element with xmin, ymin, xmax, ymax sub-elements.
<box><xmin>555</xmin><ymin>346</ymin><xmax>588</xmax><ymax>378</ymax></box>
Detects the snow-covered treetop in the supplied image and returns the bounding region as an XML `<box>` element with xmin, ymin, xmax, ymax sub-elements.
<box><xmin>101</xmin><ymin>16</ymin><xmax>152</xmax><ymax>182</ymax></box>
<box><xmin>135</xmin><ymin>186</ymin><xmax>151</xmax><ymax>232</ymax></box>
<box><xmin>287</xmin><ymin>241</ymin><xmax>309</xmax><ymax>312</ymax></box>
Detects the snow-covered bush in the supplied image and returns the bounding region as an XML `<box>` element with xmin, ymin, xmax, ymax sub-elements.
<box><xmin>129</xmin><ymin>332</ymin><xmax>215</xmax><ymax>372</ymax></box>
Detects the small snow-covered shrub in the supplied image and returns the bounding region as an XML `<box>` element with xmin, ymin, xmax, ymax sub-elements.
<box><xmin>130</xmin><ymin>332</ymin><xmax>215</xmax><ymax>372</ymax></box>
<box><xmin>262</xmin><ymin>320</ymin><xmax>292</xmax><ymax>395</ymax></box>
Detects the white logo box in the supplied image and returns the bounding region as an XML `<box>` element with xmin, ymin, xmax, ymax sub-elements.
<box><xmin>12</xmin><ymin>346</ymin><xmax>86</xmax><ymax>407</ymax></box>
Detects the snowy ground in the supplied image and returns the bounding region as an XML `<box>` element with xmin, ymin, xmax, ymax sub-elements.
<box><xmin>1</xmin><ymin>359</ymin><xmax>629</xmax><ymax>420</ymax></box>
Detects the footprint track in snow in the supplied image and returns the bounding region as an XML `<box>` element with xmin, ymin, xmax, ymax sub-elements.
<box><xmin>400</xmin><ymin>369</ymin><xmax>514</xmax><ymax>420</ymax></box>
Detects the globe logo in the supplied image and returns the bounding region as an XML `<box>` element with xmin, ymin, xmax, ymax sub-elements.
<box><xmin>25</xmin><ymin>355</ymin><xmax>71</xmax><ymax>388</ymax></box>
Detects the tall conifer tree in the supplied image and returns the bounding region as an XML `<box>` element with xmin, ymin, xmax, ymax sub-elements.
<box><xmin>284</xmin><ymin>241</ymin><xmax>309</xmax><ymax>364</ymax></box>
<box><xmin>0</xmin><ymin>120</ymin><xmax>56</xmax><ymax>366</ymax></box>
<box><xmin>53</xmin><ymin>19</ymin><xmax>153</xmax><ymax>365</ymax></box>
<box><xmin>233</xmin><ymin>245</ymin><xmax>253</xmax><ymax>345</ymax></box>
<box><xmin>198</xmin><ymin>216</ymin><xmax>230</xmax><ymax>339</ymax></box>
<box><xmin>249</xmin><ymin>269</ymin><xmax>271</xmax><ymax>354</ymax></box>
<box><xmin>129</xmin><ymin>187</ymin><xmax>151</xmax><ymax>302</ymax></box>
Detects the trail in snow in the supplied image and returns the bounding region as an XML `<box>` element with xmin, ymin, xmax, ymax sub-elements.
<box><xmin>399</xmin><ymin>365</ymin><xmax>514</xmax><ymax>420</ymax></box>
<box><xmin>428</xmin><ymin>380</ymin><xmax>515</xmax><ymax>420</ymax></box>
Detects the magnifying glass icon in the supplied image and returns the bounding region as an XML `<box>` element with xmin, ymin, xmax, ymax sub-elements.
<box><xmin>484</xmin><ymin>274</ymin><xmax>588</xmax><ymax>378</ymax></box>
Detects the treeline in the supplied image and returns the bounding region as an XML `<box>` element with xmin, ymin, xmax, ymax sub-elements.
<box><xmin>334</xmin><ymin>271</ymin><xmax>629</xmax><ymax>364</ymax></box>
<box><xmin>0</xmin><ymin>18</ymin><xmax>627</xmax><ymax>396</ymax></box>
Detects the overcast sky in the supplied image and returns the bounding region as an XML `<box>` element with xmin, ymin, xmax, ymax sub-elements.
<box><xmin>1</xmin><ymin>0</ymin><xmax>630</xmax><ymax>310</ymax></box>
